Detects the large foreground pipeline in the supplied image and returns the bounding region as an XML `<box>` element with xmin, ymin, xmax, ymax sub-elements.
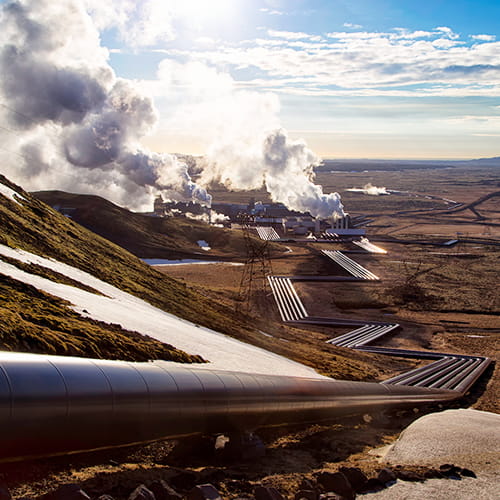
<box><xmin>0</xmin><ymin>352</ymin><xmax>460</xmax><ymax>461</ymax></box>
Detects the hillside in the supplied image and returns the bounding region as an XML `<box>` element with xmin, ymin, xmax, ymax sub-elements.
<box><xmin>33</xmin><ymin>190</ymin><xmax>271</xmax><ymax>260</ymax></box>
<box><xmin>0</xmin><ymin>175</ymin><xmax>256</xmax><ymax>362</ymax></box>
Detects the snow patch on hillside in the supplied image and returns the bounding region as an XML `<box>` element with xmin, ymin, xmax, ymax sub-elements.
<box><xmin>143</xmin><ymin>259</ymin><xmax>243</xmax><ymax>266</ymax></box>
<box><xmin>0</xmin><ymin>181</ymin><xmax>26</xmax><ymax>206</ymax></box>
<box><xmin>0</xmin><ymin>244</ymin><xmax>325</xmax><ymax>379</ymax></box>
<box><xmin>197</xmin><ymin>240</ymin><xmax>211</xmax><ymax>251</ymax></box>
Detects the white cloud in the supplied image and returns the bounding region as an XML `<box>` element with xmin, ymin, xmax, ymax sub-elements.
<box><xmin>435</xmin><ymin>26</ymin><xmax>460</xmax><ymax>39</ymax></box>
<box><xmin>268</xmin><ymin>29</ymin><xmax>316</xmax><ymax>40</ymax></box>
<box><xmin>174</xmin><ymin>27</ymin><xmax>500</xmax><ymax>98</ymax></box>
<box><xmin>432</xmin><ymin>38</ymin><xmax>464</xmax><ymax>49</ymax></box>
<box><xmin>344</xmin><ymin>22</ymin><xmax>362</xmax><ymax>29</ymax></box>
<box><xmin>85</xmin><ymin>0</ymin><xmax>176</xmax><ymax>47</ymax></box>
<box><xmin>392</xmin><ymin>28</ymin><xmax>434</xmax><ymax>39</ymax></box>
<box><xmin>0</xmin><ymin>0</ymin><xmax>212</xmax><ymax>209</ymax></box>
<box><xmin>195</xmin><ymin>36</ymin><xmax>217</xmax><ymax>46</ymax></box>
<box><xmin>260</xmin><ymin>7</ymin><xmax>283</xmax><ymax>15</ymax></box>
<box><xmin>471</xmin><ymin>34</ymin><xmax>496</xmax><ymax>42</ymax></box>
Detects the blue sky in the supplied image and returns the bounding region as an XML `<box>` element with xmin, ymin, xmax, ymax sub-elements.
<box><xmin>4</xmin><ymin>0</ymin><xmax>500</xmax><ymax>159</ymax></box>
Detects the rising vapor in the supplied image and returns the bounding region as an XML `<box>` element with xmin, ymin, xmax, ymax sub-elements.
<box><xmin>203</xmin><ymin>127</ymin><xmax>344</xmax><ymax>219</ymax></box>
<box><xmin>0</xmin><ymin>0</ymin><xmax>211</xmax><ymax>209</ymax></box>
<box><xmin>347</xmin><ymin>183</ymin><xmax>389</xmax><ymax>196</ymax></box>
<box><xmin>0</xmin><ymin>0</ymin><xmax>343</xmax><ymax>219</ymax></box>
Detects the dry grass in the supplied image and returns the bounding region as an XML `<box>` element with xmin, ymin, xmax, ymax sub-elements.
<box><xmin>0</xmin><ymin>274</ymin><xmax>204</xmax><ymax>363</ymax></box>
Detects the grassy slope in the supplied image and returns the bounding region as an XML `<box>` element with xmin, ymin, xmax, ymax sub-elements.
<box><xmin>0</xmin><ymin>275</ymin><xmax>203</xmax><ymax>362</ymax></box>
<box><xmin>33</xmin><ymin>190</ymin><xmax>275</xmax><ymax>259</ymax></box>
<box><xmin>0</xmin><ymin>175</ymin><xmax>255</xmax><ymax>361</ymax></box>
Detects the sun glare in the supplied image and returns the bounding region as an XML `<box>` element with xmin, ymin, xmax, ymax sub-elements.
<box><xmin>176</xmin><ymin>0</ymin><xmax>235</xmax><ymax>22</ymax></box>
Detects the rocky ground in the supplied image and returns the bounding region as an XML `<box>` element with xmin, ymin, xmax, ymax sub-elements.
<box><xmin>1</xmin><ymin>405</ymin><xmax>498</xmax><ymax>499</ymax></box>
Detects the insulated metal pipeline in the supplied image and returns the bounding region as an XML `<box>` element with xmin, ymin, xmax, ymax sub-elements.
<box><xmin>0</xmin><ymin>352</ymin><xmax>460</xmax><ymax>462</ymax></box>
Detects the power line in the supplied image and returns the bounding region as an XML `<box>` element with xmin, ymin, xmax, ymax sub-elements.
<box><xmin>0</xmin><ymin>101</ymin><xmax>35</xmax><ymax>123</ymax></box>
<box><xmin>0</xmin><ymin>101</ymin><xmax>62</xmax><ymax>165</ymax></box>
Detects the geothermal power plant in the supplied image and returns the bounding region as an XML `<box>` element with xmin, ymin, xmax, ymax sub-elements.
<box><xmin>0</xmin><ymin>183</ymin><xmax>492</xmax><ymax>462</ymax></box>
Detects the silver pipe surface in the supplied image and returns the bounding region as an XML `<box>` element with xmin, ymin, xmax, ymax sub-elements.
<box><xmin>0</xmin><ymin>352</ymin><xmax>460</xmax><ymax>461</ymax></box>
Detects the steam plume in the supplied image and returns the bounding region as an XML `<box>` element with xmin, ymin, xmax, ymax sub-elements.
<box><xmin>204</xmin><ymin>128</ymin><xmax>344</xmax><ymax>219</ymax></box>
<box><xmin>347</xmin><ymin>183</ymin><xmax>388</xmax><ymax>196</ymax></box>
<box><xmin>0</xmin><ymin>0</ymin><xmax>342</xmax><ymax>218</ymax></box>
<box><xmin>0</xmin><ymin>0</ymin><xmax>211</xmax><ymax>209</ymax></box>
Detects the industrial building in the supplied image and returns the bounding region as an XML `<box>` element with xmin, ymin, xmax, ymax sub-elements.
<box><xmin>153</xmin><ymin>196</ymin><xmax>365</xmax><ymax>238</ymax></box>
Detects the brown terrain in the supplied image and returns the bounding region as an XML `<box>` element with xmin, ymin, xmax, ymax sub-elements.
<box><xmin>1</xmin><ymin>164</ymin><xmax>498</xmax><ymax>499</ymax></box>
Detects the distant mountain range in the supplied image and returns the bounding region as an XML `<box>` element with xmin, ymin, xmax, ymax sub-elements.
<box><xmin>316</xmin><ymin>156</ymin><xmax>500</xmax><ymax>172</ymax></box>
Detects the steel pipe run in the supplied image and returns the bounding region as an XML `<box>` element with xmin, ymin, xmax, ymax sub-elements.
<box><xmin>321</xmin><ymin>250</ymin><xmax>379</xmax><ymax>280</ymax></box>
<box><xmin>267</xmin><ymin>276</ymin><xmax>307</xmax><ymax>322</ymax></box>
<box><xmin>0</xmin><ymin>352</ymin><xmax>460</xmax><ymax>462</ymax></box>
<box><xmin>328</xmin><ymin>324</ymin><xmax>400</xmax><ymax>348</ymax></box>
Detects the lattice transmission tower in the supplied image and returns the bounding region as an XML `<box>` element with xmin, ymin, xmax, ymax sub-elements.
<box><xmin>238</xmin><ymin>224</ymin><xmax>273</xmax><ymax>313</ymax></box>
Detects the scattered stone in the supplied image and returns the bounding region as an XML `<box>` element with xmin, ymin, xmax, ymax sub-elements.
<box><xmin>339</xmin><ymin>467</ymin><xmax>368</xmax><ymax>492</ymax></box>
<box><xmin>318</xmin><ymin>494</ymin><xmax>344</xmax><ymax>500</ymax></box>
<box><xmin>439</xmin><ymin>463</ymin><xmax>455</xmax><ymax>471</ymax></box>
<box><xmin>149</xmin><ymin>480</ymin><xmax>182</xmax><ymax>500</ymax></box>
<box><xmin>216</xmin><ymin>433</ymin><xmax>266</xmax><ymax>461</ymax></box>
<box><xmin>423</xmin><ymin>469</ymin><xmax>444</xmax><ymax>479</ymax></box>
<box><xmin>298</xmin><ymin>479</ymin><xmax>316</xmax><ymax>491</ymax></box>
<box><xmin>128</xmin><ymin>484</ymin><xmax>156</xmax><ymax>500</ymax></box>
<box><xmin>169</xmin><ymin>471</ymin><xmax>199</xmax><ymax>492</ymax></box>
<box><xmin>187</xmin><ymin>484</ymin><xmax>222</xmax><ymax>500</ymax></box>
<box><xmin>42</xmin><ymin>484</ymin><xmax>91</xmax><ymax>500</ymax></box>
<box><xmin>439</xmin><ymin>464</ymin><xmax>462</xmax><ymax>479</ymax></box>
<box><xmin>254</xmin><ymin>485</ymin><xmax>285</xmax><ymax>500</ymax></box>
<box><xmin>225</xmin><ymin>479</ymin><xmax>253</xmax><ymax>494</ymax></box>
<box><xmin>395</xmin><ymin>470</ymin><xmax>424</xmax><ymax>482</ymax></box>
<box><xmin>377</xmin><ymin>468</ymin><xmax>397</xmax><ymax>485</ymax></box>
<box><xmin>198</xmin><ymin>468</ymin><xmax>226</xmax><ymax>486</ymax></box>
<box><xmin>357</xmin><ymin>477</ymin><xmax>386</xmax><ymax>494</ymax></box>
<box><xmin>315</xmin><ymin>472</ymin><xmax>355</xmax><ymax>500</ymax></box>
<box><xmin>460</xmin><ymin>468</ymin><xmax>477</xmax><ymax>478</ymax></box>
<box><xmin>294</xmin><ymin>489</ymin><xmax>318</xmax><ymax>500</ymax></box>
<box><xmin>224</xmin><ymin>470</ymin><xmax>248</xmax><ymax>481</ymax></box>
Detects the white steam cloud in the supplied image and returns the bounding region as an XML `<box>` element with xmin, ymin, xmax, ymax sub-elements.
<box><xmin>0</xmin><ymin>0</ymin><xmax>210</xmax><ymax>210</ymax></box>
<box><xmin>347</xmin><ymin>183</ymin><xmax>389</xmax><ymax>196</ymax></box>
<box><xmin>0</xmin><ymin>0</ymin><xmax>343</xmax><ymax>219</ymax></box>
<box><xmin>155</xmin><ymin>59</ymin><xmax>344</xmax><ymax>219</ymax></box>
<box><xmin>201</xmin><ymin>127</ymin><xmax>343</xmax><ymax>219</ymax></box>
